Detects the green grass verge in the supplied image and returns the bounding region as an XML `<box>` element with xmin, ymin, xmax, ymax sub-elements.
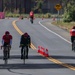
<box><xmin>52</xmin><ymin>21</ymin><xmax>75</xmax><ymax>32</ymax></box>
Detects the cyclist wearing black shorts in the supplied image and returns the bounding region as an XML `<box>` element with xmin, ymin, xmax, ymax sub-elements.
<box><xmin>2</xmin><ymin>31</ymin><xmax>12</xmax><ymax>59</ymax></box>
<box><xmin>20</xmin><ymin>32</ymin><xmax>31</xmax><ymax>59</ymax></box>
<box><xmin>70</xmin><ymin>26</ymin><xmax>75</xmax><ymax>50</ymax></box>
<box><xmin>29</xmin><ymin>10</ymin><xmax>34</xmax><ymax>20</ymax></box>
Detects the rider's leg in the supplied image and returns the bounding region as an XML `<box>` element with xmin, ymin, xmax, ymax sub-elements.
<box><xmin>3</xmin><ymin>49</ymin><xmax>5</xmax><ymax>60</ymax></box>
<box><xmin>8</xmin><ymin>45</ymin><xmax>11</xmax><ymax>58</ymax></box>
<box><xmin>3</xmin><ymin>47</ymin><xmax>6</xmax><ymax>60</ymax></box>
<box><xmin>26</xmin><ymin>46</ymin><xmax>29</xmax><ymax>59</ymax></box>
<box><xmin>21</xmin><ymin>47</ymin><xmax>23</xmax><ymax>59</ymax></box>
<box><xmin>8</xmin><ymin>46</ymin><xmax>10</xmax><ymax>58</ymax></box>
<box><xmin>71</xmin><ymin>36</ymin><xmax>73</xmax><ymax>50</ymax></box>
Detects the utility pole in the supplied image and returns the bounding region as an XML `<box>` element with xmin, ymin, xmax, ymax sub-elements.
<box><xmin>10</xmin><ymin>0</ymin><xmax>12</xmax><ymax>12</ymax></box>
<box><xmin>19</xmin><ymin>0</ymin><xmax>21</xmax><ymax>15</ymax></box>
<box><xmin>2</xmin><ymin>0</ymin><xmax>3</xmax><ymax>12</ymax></box>
<box><xmin>24</xmin><ymin>0</ymin><xmax>26</xmax><ymax>13</ymax></box>
<box><xmin>16</xmin><ymin>0</ymin><xmax>17</xmax><ymax>10</ymax></box>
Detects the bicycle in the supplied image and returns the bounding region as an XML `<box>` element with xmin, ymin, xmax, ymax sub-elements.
<box><xmin>2</xmin><ymin>45</ymin><xmax>11</xmax><ymax>64</ymax></box>
<box><xmin>30</xmin><ymin>17</ymin><xmax>33</xmax><ymax>24</ymax></box>
<box><xmin>72</xmin><ymin>40</ymin><xmax>75</xmax><ymax>51</ymax></box>
<box><xmin>20</xmin><ymin>45</ymin><xmax>27</xmax><ymax>64</ymax></box>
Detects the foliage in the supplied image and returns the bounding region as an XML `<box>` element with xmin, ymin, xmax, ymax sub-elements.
<box><xmin>44</xmin><ymin>13</ymin><xmax>51</xmax><ymax>18</ymax></box>
<box><xmin>5</xmin><ymin>12</ymin><xmax>52</xmax><ymax>18</ymax></box>
<box><xmin>52</xmin><ymin>20</ymin><xmax>75</xmax><ymax>32</ymax></box>
<box><xmin>5</xmin><ymin>12</ymin><xmax>20</xmax><ymax>17</ymax></box>
<box><xmin>63</xmin><ymin>0</ymin><xmax>75</xmax><ymax>22</ymax></box>
<box><xmin>32</xmin><ymin>0</ymin><xmax>44</xmax><ymax>13</ymax></box>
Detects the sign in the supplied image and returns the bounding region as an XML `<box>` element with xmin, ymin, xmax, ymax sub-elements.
<box><xmin>55</xmin><ymin>4</ymin><xmax>62</xmax><ymax>10</ymax></box>
<box><xmin>0</xmin><ymin>12</ymin><xmax>5</xmax><ymax>19</ymax></box>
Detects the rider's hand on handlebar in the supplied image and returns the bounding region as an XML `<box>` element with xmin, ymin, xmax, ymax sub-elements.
<box><xmin>19</xmin><ymin>44</ymin><xmax>23</xmax><ymax>47</ymax></box>
<box><xmin>29</xmin><ymin>44</ymin><xmax>31</xmax><ymax>48</ymax></box>
<box><xmin>1</xmin><ymin>45</ymin><xmax>3</xmax><ymax>50</ymax></box>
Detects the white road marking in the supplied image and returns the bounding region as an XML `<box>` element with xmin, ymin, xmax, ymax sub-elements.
<box><xmin>39</xmin><ymin>21</ymin><xmax>71</xmax><ymax>44</ymax></box>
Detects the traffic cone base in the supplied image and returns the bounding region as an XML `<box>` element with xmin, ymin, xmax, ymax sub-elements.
<box><xmin>37</xmin><ymin>46</ymin><xmax>49</xmax><ymax>57</ymax></box>
<box><xmin>38</xmin><ymin>46</ymin><xmax>41</xmax><ymax>53</ymax></box>
<box><xmin>45</xmin><ymin>49</ymin><xmax>49</xmax><ymax>57</ymax></box>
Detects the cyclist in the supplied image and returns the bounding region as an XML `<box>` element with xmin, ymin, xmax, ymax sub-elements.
<box><xmin>2</xmin><ymin>31</ymin><xmax>13</xmax><ymax>59</ymax></box>
<box><xmin>70</xmin><ymin>26</ymin><xmax>75</xmax><ymax>50</ymax></box>
<box><xmin>20</xmin><ymin>32</ymin><xmax>31</xmax><ymax>59</ymax></box>
<box><xmin>29</xmin><ymin>10</ymin><xmax>34</xmax><ymax>22</ymax></box>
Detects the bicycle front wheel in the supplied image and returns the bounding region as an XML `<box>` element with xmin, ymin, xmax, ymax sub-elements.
<box><xmin>23</xmin><ymin>48</ymin><xmax>26</xmax><ymax>64</ymax></box>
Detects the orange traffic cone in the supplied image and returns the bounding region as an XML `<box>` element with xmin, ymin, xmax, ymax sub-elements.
<box><xmin>53</xmin><ymin>17</ymin><xmax>55</xmax><ymax>21</ymax></box>
<box><xmin>41</xmin><ymin>46</ymin><xmax>45</xmax><ymax>55</ymax></box>
<box><xmin>39</xmin><ymin>46</ymin><xmax>42</xmax><ymax>54</ymax></box>
<box><xmin>27</xmin><ymin>16</ymin><xmax>29</xmax><ymax>19</ymax></box>
<box><xmin>42</xmin><ymin>16</ymin><xmax>44</xmax><ymax>20</ymax></box>
<box><xmin>45</xmin><ymin>49</ymin><xmax>49</xmax><ymax>57</ymax></box>
<box><xmin>42</xmin><ymin>17</ymin><xmax>44</xmax><ymax>20</ymax></box>
<box><xmin>38</xmin><ymin>46</ymin><xmax>41</xmax><ymax>53</ymax></box>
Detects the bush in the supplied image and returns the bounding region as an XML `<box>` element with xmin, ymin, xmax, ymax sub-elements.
<box><xmin>45</xmin><ymin>13</ymin><xmax>51</xmax><ymax>18</ymax></box>
<box><xmin>13</xmin><ymin>14</ymin><xmax>20</xmax><ymax>17</ymax></box>
<box><xmin>5</xmin><ymin>12</ymin><xmax>52</xmax><ymax>18</ymax></box>
<box><xmin>63</xmin><ymin>12</ymin><xmax>72</xmax><ymax>22</ymax></box>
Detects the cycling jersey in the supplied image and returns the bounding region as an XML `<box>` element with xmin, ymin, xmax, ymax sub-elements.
<box><xmin>70</xmin><ymin>29</ymin><xmax>75</xmax><ymax>36</ymax></box>
<box><xmin>20</xmin><ymin>34</ymin><xmax>31</xmax><ymax>46</ymax></box>
<box><xmin>2</xmin><ymin>34</ymin><xmax>12</xmax><ymax>45</ymax></box>
<box><xmin>20</xmin><ymin>34</ymin><xmax>31</xmax><ymax>59</ymax></box>
<box><xmin>29</xmin><ymin>11</ymin><xmax>34</xmax><ymax>17</ymax></box>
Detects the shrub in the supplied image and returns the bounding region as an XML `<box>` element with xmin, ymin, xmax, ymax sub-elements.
<box><xmin>45</xmin><ymin>13</ymin><xmax>51</xmax><ymax>18</ymax></box>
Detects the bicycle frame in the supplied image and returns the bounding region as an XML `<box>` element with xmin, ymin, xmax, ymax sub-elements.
<box><xmin>30</xmin><ymin>17</ymin><xmax>33</xmax><ymax>24</ymax></box>
<box><xmin>3</xmin><ymin>45</ymin><xmax>10</xmax><ymax>64</ymax></box>
<box><xmin>22</xmin><ymin>46</ymin><xmax>26</xmax><ymax>64</ymax></box>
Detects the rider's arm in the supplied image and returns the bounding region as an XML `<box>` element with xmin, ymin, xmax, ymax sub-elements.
<box><xmin>2</xmin><ymin>35</ymin><xmax>4</xmax><ymax>45</ymax></box>
<box><xmin>20</xmin><ymin>35</ymin><xmax>24</xmax><ymax>47</ymax></box>
<box><xmin>2</xmin><ymin>39</ymin><xmax>4</xmax><ymax>46</ymax></box>
<box><xmin>28</xmin><ymin>35</ymin><xmax>31</xmax><ymax>44</ymax></box>
<box><xmin>20</xmin><ymin>35</ymin><xmax>23</xmax><ymax>44</ymax></box>
<box><xmin>28</xmin><ymin>35</ymin><xmax>31</xmax><ymax>48</ymax></box>
<box><xmin>10</xmin><ymin>35</ymin><xmax>12</xmax><ymax>45</ymax></box>
<box><xmin>10</xmin><ymin>39</ymin><xmax>12</xmax><ymax>45</ymax></box>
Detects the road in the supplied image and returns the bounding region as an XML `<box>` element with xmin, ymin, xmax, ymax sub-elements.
<box><xmin>0</xmin><ymin>18</ymin><xmax>75</xmax><ymax>75</ymax></box>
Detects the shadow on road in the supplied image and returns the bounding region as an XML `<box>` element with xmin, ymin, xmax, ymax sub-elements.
<box><xmin>51</xmin><ymin>55</ymin><xmax>75</xmax><ymax>59</ymax></box>
<box><xmin>0</xmin><ymin>55</ymin><xmax>46</xmax><ymax>59</ymax></box>
<box><xmin>0</xmin><ymin>55</ymin><xmax>75</xmax><ymax>69</ymax></box>
<box><xmin>0</xmin><ymin>54</ymin><xmax>75</xmax><ymax>59</ymax></box>
<box><xmin>0</xmin><ymin>63</ymin><xmax>65</xmax><ymax>69</ymax></box>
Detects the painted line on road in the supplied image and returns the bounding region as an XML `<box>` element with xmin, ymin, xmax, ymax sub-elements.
<box><xmin>39</xmin><ymin>21</ymin><xmax>75</xmax><ymax>70</ymax></box>
<box><xmin>12</xmin><ymin>20</ymin><xmax>36</xmax><ymax>50</ymax></box>
<box><xmin>39</xmin><ymin>21</ymin><xmax>71</xmax><ymax>44</ymax></box>
<box><xmin>38</xmin><ymin>53</ymin><xmax>75</xmax><ymax>70</ymax></box>
<box><xmin>12</xmin><ymin>20</ymin><xmax>75</xmax><ymax>70</ymax></box>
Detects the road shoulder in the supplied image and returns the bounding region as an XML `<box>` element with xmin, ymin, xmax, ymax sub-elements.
<box><xmin>40</xmin><ymin>20</ymin><xmax>71</xmax><ymax>42</ymax></box>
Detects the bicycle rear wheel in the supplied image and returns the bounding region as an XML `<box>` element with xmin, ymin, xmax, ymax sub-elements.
<box><xmin>3</xmin><ymin>46</ymin><xmax>9</xmax><ymax>64</ymax></box>
<box><xmin>30</xmin><ymin>18</ymin><xmax>33</xmax><ymax>24</ymax></box>
<box><xmin>5</xmin><ymin>59</ymin><xmax>8</xmax><ymax>64</ymax></box>
<box><xmin>4</xmin><ymin>51</ymin><xmax>8</xmax><ymax>64</ymax></box>
<box><xmin>23</xmin><ymin>48</ymin><xmax>26</xmax><ymax>64</ymax></box>
<box><xmin>72</xmin><ymin>41</ymin><xmax>75</xmax><ymax>51</ymax></box>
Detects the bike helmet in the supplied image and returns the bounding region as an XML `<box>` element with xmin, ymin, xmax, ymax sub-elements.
<box><xmin>24</xmin><ymin>32</ymin><xmax>28</xmax><ymax>37</ymax></box>
<box><xmin>5</xmin><ymin>31</ymin><xmax>10</xmax><ymax>35</ymax></box>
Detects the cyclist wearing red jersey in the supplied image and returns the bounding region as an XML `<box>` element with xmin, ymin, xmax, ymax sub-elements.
<box><xmin>29</xmin><ymin>10</ymin><xmax>34</xmax><ymax>19</ymax></box>
<box><xmin>2</xmin><ymin>31</ymin><xmax>13</xmax><ymax>58</ymax></box>
<box><xmin>70</xmin><ymin>26</ymin><xmax>75</xmax><ymax>50</ymax></box>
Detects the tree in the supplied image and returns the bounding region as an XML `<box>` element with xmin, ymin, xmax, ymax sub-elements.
<box><xmin>63</xmin><ymin>0</ymin><xmax>75</xmax><ymax>22</ymax></box>
<box><xmin>32</xmin><ymin>0</ymin><xmax>44</xmax><ymax>13</ymax></box>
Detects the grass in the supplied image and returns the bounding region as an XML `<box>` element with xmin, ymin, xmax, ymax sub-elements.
<box><xmin>5</xmin><ymin>12</ymin><xmax>75</xmax><ymax>32</ymax></box>
<box><xmin>52</xmin><ymin>20</ymin><xmax>75</xmax><ymax>32</ymax></box>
